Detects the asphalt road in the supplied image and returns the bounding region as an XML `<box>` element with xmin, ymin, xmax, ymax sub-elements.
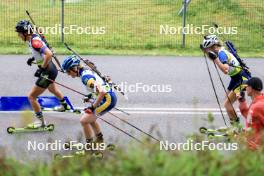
<box><xmin>0</xmin><ymin>55</ymin><xmax>263</xmax><ymax>161</ymax></box>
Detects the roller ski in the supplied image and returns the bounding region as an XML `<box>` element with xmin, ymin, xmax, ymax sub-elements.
<box><xmin>55</xmin><ymin>144</ymin><xmax>115</xmax><ymax>159</ymax></box>
<box><xmin>37</xmin><ymin>96</ymin><xmax>81</xmax><ymax>114</ymax></box>
<box><xmin>55</xmin><ymin>149</ymin><xmax>104</xmax><ymax>159</ymax></box>
<box><xmin>64</xmin><ymin>142</ymin><xmax>116</xmax><ymax>151</ymax></box>
<box><xmin>7</xmin><ymin>118</ymin><xmax>54</xmax><ymax>134</ymax></box>
<box><xmin>199</xmin><ymin>126</ymin><xmax>229</xmax><ymax>134</ymax></box>
<box><xmin>199</xmin><ymin>125</ymin><xmax>243</xmax><ymax>140</ymax></box>
<box><xmin>42</xmin><ymin>106</ymin><xmax>82</xmax><ymax>114</ymax></box>
<box><xmin>56</xmin><ymin>140</ymin><xmax>116</xmax><ymax>159</ymax></box>
<box><xmin>199</xmin><ymin>126</ymin><xmax>230</xmax><ymax>139</ymax></box>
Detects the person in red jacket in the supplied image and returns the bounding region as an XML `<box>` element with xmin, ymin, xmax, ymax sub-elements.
<box><xmin>237</xmin><ymin>77</ymin><xmax>264</xmax><ymax>149</ymax></box>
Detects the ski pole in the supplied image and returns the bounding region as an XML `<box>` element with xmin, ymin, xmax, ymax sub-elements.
<box><xmin>96</xmin><ymin>116</ymin><xmax>143</xmax><ymax>144</ymax></box>
<box><xmin>107</xmin><ymin>111</ymin><xmax>160</xmax><ymax>142</ymax></box>
<box><xmin>212</xmin><ymin>62</ymin><xmax>239</xmax><ymax>121</ymax></box>
<box><xmin>202</xmin><ymin>52</ymin><xmax>228</xmax><ymax>127</ymax></box>
<box><xmin>40</xmin><ymin>76</ymin><xmax>128</xmax><ymax>115</ymax></box>
<box><xmin>40</xmin><ymin>76</ymin><xmax>142</xmax><ymax>143</ymax></box>
<box><xmin>40</xmin><ymin>76</ymin><xmax>158</xmax><ymax>141</ymax></box>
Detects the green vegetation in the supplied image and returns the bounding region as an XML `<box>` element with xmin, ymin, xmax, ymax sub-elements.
<box><xmin>0</xmin><ymin>0</ymin><xmax>263</xmax><ymax>56</ymax></box>
<box><xmin>1</xmin><ymin>114</ymin><xmax>264</xmax><ymax>175</ymax></box>
<box><xmin>1</xmin><ymin>141</ymin><xmax>264</xmax><ymax>176</ymax></box>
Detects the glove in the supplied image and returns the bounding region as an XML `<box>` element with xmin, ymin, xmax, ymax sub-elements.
<box><xmin>84</xmin><ymin>105</ymin><xmax>95</xmax><ymax>114</ymax></box>
<box><xmin>27</xmin><ymin>57</ymin><xmax>35</xmax><ymax>66</ymax></box>
<box><xmin>83</xmin><ymin>93</ymin><xmax>93</xmax><ymax>103</ymax></box>
<box><xmin>34</xmin><ymin>67</ymin><xmax>45</xmax><ymax>77</ymax></box>
<box><xmin>207</xmin><ymin>51</ymin><xmax>218</xmax><ymax>61</ymax></box>
<box><xmin>238</xmin><ymin>91</ymin><xmax>246</xmax><ymax>102</ymax></box>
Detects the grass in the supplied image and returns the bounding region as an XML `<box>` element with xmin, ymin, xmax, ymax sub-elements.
<box><xmin>1</xmin><ymin>138</ymin><xmax>264</xmax><ymax>176</ymax></box>
<box><xmin>1</xmin><ymin>112</ymin><xmax>264</xmax><ymax>175</ymax></box>
<box><xmin>0</xmin><ymin>0</ymin><xmax>263</xmax><ymax>56</ymax></box>
<box><xmin>0</xmin><ymin>45</ymin><xmax>263</xmax><ymax>58</ymax></box>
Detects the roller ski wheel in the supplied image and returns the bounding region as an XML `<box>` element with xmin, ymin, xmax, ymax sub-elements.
<box><xmin>6</xmin><ymin>124</ymin><xmax>55</xmax><ymax>134</ymax></box>
<box><xmin>47</xmin><ymin>124</ymin><xmax>55</xmax><ymax>131</ymax></box>
<box><xmin>63</xmin><ymin>141</ymin><xmax>84</xmax><ymax>149</ymax></box>
<box><xmin>64</xmin><ymin>142</ymin><xmax>71</xmax><ymax>149</ymax></box>
<box><xmin>54</xmin><ymin>153</ymin><xmax>63</xmax><ymax>159</ymax></box>
<box><xmin>92</xmin><ymin>151</ymin><xmax>104</xmax><ymax>159</ymax></box>
<box><xmin>207</xmin><ymin>133</ymin><xmax>215</xmax><ymax>139</ymax></box>
<box><xmin>7</xmin><ymin>127</ymin><xmax>15</xmax><ymax>134</ymax></box>
<box><xmin>106</xmin><ymin>144</ymin><xmax>116</xmax><ymax>151</ymax></box>
<box><xmin>72</xmin><ymin>109</ymin><xmax>81</xmax><ymax>114</ymax></box>
<box><xmin>199</xmin><ymin>127</ymin><xmax>207</xmax><ymax>134</ymax></box>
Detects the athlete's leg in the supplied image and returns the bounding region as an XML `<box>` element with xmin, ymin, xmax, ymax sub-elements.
<box><xmin>224</xmin><ymin>91</ymin><xmax>237</xmax><ymax>121</ymax></box>
<box><xmin>27</xmin><ymin>85</ymin><xmax>47</xmax><ymax>127</ymax></box>
<box><xmin>90</xmin><ymin>93</ymin><xmax>117</xmax><ymax>142</ymax></box>
<box><xmin>90</xmin><ymin>121</ymin><xmax>102</xmax><ymax>136</ymax></box>
<box><xmin>48</xmin><ymin>83</ymin><xmax>71</xmax><ymax>111</ymax></box>
<box><xmin>80</xmin><ymin>113</ymin><xmax>97</xmax><ymax>142</ymax></box>
<box><xmin>90</xmin><ymin>121</ymin><xmax>103</xmax><ymax>142</ymax></box>
<box><xmin>48</xmin><ymin>83</ymin><xmax>64</xmax><ymax>99</ymax></box>
<box><xmin>28</xmin><ymin>85</ymin><xmax>46</xmax><ymax>113</ymax></box>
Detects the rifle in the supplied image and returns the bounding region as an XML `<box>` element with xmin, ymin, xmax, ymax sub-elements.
<box><xmin>64</xmin><ymin>43</ymin><xmax>128</xmax><ymax>99</ymax></box>
<box><xmin>212</xmin><ymin>23</ymin><xmax>250</xmax><ymax>71</ymax></box>
<box><xmin>225</xmin><ymin>40</ymin><xmax>249</xmax><ymax>70</ymax></box>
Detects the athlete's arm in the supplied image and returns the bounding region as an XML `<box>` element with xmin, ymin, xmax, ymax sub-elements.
<box><xmin>82</xmin><ymin>75</ymin><xmax>107</xmax><ymax>108</ymax></box>
<box><xmin>41</xmin><ymin>48</ymin><xmax>52</xmax><ymax>69</ymax></box>
<box><xmin>93</xmin><ymin>82</ymin><xmax>107</xmax><ymax>108</ymax></box>
<box><xmin>93</xmin><ymin>85</ymin><xmax>107</xmax><ymax>107</ymax></box>
<box><xmin>215</xmin><ymin>51</ymin><xmax>229</xmax><ymax>74</ymax></box>
<box><xmin>31</xmin><ymin>38</ymin><xmax>52</xmax><ymax>69</ymax></box>
<box><xmin>214</xmin><ymin>59</ymin><xmax>229</xmax><ymax>74</ymax></box>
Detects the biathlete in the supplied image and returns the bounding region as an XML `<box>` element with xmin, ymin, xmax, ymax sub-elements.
<box><xmin>62</xmin><ymin>55</ymin><xmax>117</xmax><ymax>144</ymax></box>
<box><xmin>201</xmin><ymin>35</ymin><xmax>251</xmax><ymax>124</ymax></box>
<box><xmin>15</xmin><ymin>20</ymin><xmax>71</xmax><ymax>128</ymax></box>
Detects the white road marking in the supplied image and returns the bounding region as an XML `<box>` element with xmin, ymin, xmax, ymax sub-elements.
<box><xmin>115</xmin><ymin>107</ymin><xmax>225</xmax><ymax>111</ymax></box>
<box><xmin>0</xmin><ymin>107</ymin><xmax>241</xmax><ymax>115</ymax></box>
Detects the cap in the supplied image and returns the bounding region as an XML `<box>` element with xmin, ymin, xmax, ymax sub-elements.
<box><xmin>245</xmin><ymin>77</ymin><xmax>263</xmax><ymax>91</ymax></box>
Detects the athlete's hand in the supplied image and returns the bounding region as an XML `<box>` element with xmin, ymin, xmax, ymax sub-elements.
<box><xmin>34</xmin><ymin>67</ymin><xmax>45</xmax><ymax>77</ymax></box>
<box><xmin>84</xmin><ymin>105</ymin><xmax>95</xmax><ymax>114</ymax></box>
<box><xmin>207</xmin><ymin>51</ymin><xmax>218</xmax><ymax>61</ymax></box>
<box><xmin>237</xmin><ymin>91</ymin><xmax>246</xmax><ymax>102</ymax></box>
<box><xmin>27</xmin><ymin>57</ymin><xmax>35</xmax><ymax>66</ymax></box>
<box><xmin>83</xmin><ymin>93</ymin><xmax>93</xmax><ymax>103</ymax></box>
